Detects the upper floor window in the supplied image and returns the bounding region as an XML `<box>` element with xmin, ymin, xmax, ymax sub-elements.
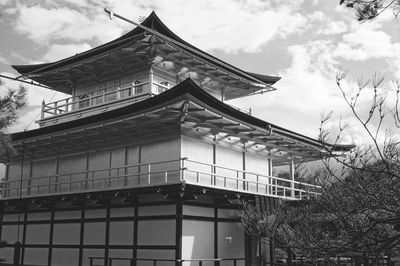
<box><xmin>133</xmin><ymin>80</ymin><xmax>143</xmax><ymax>95</ymax></box>
<box><xmin>78</xmin><ymin>94</ymin><xmax>90</xmax><ymax>109</ymax></box>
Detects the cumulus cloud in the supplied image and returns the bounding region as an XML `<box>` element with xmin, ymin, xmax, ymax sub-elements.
<box><xmin>13</xmin><ymin>4</ymin><xmax>127</xmax><ymax>45</ymax></box>
<box><xmin>229</xmin><ymin>40</ymin><xmax>348</xmax><ymax>139</ymax></box>
<box><xmin>335</xmin><ymin>28</ymin><xmax>400</xmax><ymax>61</ymax></box>
<box><xmin>10</xmin><ymin>0</ymin><xmax>310</xmax><ymax>53</ymax></box>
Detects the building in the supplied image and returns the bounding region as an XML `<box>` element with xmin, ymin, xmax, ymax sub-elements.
<box><xmin>0</xmin><ymin>11</ymin><xmax>351</xmax><ymax>266</ymax></box>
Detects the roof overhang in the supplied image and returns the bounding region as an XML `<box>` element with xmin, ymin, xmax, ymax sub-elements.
<box><xmin>3</xmin><ymin>78</ymin><xmax>353</xmax><ymax>165</ymax></box>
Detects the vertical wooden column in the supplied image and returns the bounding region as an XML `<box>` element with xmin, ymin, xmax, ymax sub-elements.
<box><xmin>19</xmin><ymin>211</ymin><xmax>28</xmax><ymax>266</ymax></box>
<box><xmin>133</xmin><ymin>200</ymin><xmax>138</xmax><ymax>266</ymax></box>
<box><xmin>47</xmin><ymin>209</ymin><xmax>55</xmax><ymax>266</ymax></box>
<box><xmin>4</xmin><ymin>164</ymin><xmax>9</xmax><ymax>198</ymax></box>
<box><xmin>214</xmin><ymin>201</ymin><xmax>218</xmax><ymax>263</ymax></box>
<box><xmin>175</xmin><ymin>200</ymin><xmax>182</xmax><ymax>266</ymax></box>
<box><xmin>85</xmin><ymin>153</ymin><xmax>89</xmax><ymax>190</ymax></box>
<box><xmin>104</xmin><ymin>203</ymin><xmax>111</xmax><ymax>261</ymax></box>
<box><xmin>55</xmin><ymin>157</ymin><xmax>60</xmax><ymax>193</ymax></box>
<box><xmin>242</xmin><ymin>143</ymin><xmax>247</xmax><ymax>190</ymax></box>
<box><xmin>289</xmin><ymin>156</ymin><xmax>295</xmax><ymax>198</ymax></box>
<box><xmin>41</xmin><ymin>100</ymin><xmax>45</xmax><ymax>119</ymax></box>
<box><xmin>149</xmin><ymin>65</ymin><xmax>154</xmax><ymax>94</ymax></box>
<box><xmin>78</xmin><ymin>207</ymin><xmax>85</xmax><ymax>266</ymax></box>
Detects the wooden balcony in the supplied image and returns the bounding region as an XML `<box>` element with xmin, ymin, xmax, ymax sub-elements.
<box><xmin>1</xmin><ymin>158</ymin><xmax>320</xmax><ymax>201</ymax></box>
<box><xmin>38</xmin><ymin>80</ymin><xmax>172</xmax><ymax>126</ymax></box>
<box><xmin>38</xmin><ymin>80</ymin><xmax>251</xmax><ymax>126</ymax></box>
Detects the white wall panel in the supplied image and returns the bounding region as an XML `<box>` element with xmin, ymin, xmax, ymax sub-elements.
<box><xmin>88</xmin><ymin>150</ymin><xmax>109</xmax><ymax>190</ymax></box>
<box><xmin>110</xmin><ymin>147</ymin><xmax>126</xmax><ymax>187</ymax></box>
<box><xmin>182</xmin><ymin>220</ymin><xmax>214</xmax><ymax>266</ymax></box>
<box><xmin>141</xmin><ymin>138</ymin><xmax>179</xmax><ymax>184</ymax></box>
<box><xmin>31</xmin><ymin>158</ymin><xmax>56</xmax><ymax>195</ymax></box>
<box><xmin>59</xmin><ymin>154</ymin><xmax>86</xmax><ymax>192</ymax></box>
<box><xmin>181</xmin><ymin>135</ymin><xmax>213</xmax><ymax>185</ymax></box>
<box><xmin>215</xmin><ymin>145</ymin><xmax>243</xmax><ymax>189</ymax></box>
<box><xmin>245</xmin><ymin>151</ymin><xmax>269</xmax><ymax>193</ymax></box>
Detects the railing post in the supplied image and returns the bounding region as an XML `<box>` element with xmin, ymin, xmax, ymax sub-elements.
<box><xmin>210</xmin><ymin>165</ymin><xmax>214</xmax><ymax>185</ymax></box>
<box><xmin>92</xmin><ymin>171</ymin><xmax>95</xmax><ymax>189</ymax></box>
<box><xmin>41</xmin><ymin>100</ymin><xmax>45</xmax><ymax>119</ymax></box>
<box><xmin>180</xmin><ymin>158</ymin><xmax>185</xmax><ymax>181</ymax></box>
<box><xmin>69</xmin><ymin>174</ymin><xmax>72</xmax><ymax>192</ymax></box>
<box><xmin>149</xmin><ymin>65</ymin><xmax>154</xmax><ymax>94</ymax></box>
<box><xmin>268</xmin><ymin>177</ymin><xmax>271</xmax><ymax>195</ymax></box>
<box><xmin>153</xmin><ymin>260</ymin><xmax>157</xmax><ymax>266</ymax></box>
<box><xmin>256</xmin><ymin>175</ymin><xmax>259</xmax><ymax>192</ymax></box>
<box><xmin>66</xmin><ymin>98</ymin><xmax>69</xmax><ymax>112</ymax></box>
<box><xmin>165</xmin><ymin>171</ymin><xmax>168</xmax><ymax>183</ymax></box>
<box><xmin>54</xmin><ymin>101</ymin><xmax>58</xmax><ymax>115</ymax></box>
<box><xmin>289</xmin><ymin>156</ymin><xmax>295</xmax><ymax>198</ymax></box>
<box><xmin>89</xmin><ymin>257</ymin><xmax>93</xmax><ymax>266</ymax></box>
<box><xmin>148</xmin><ymin>164</ymin><xmax>151</xmax><ymax>184</ymax></box>
<box><xmin>199</xmin><ymin>260</ymin><xmax>202</xmax><ymax>266</ymax></box>
<box><xmin>236</xmin><ymin>171</ymin><xmax>239</xmax><ymax>189</ymax></box>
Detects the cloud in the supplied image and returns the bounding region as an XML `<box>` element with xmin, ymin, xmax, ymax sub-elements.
<box><xmin>145</xmin><ymin>0</ymin><xmax>309</xmax><ymax>53</ymax></box>
<box><xmin>0</xmin><ymin>53</ymin><xmax>7</xmax><ymax>64</ymax></box>
<box><xmin>318</xmin><ymin>21</ymin><xmax>348</xmax><ymax>35</ymax></box>
<box><xmin>229</xmin><ymin>40</ymin><xmax>348</xmax><ymax>139</ymax></box>
<box><xmin>11</xmin><ymin>0</ymin><xmax>310</xmax><ymax>53</ymax></box>
<box><xmin>13</xmin><ymin>4</ymin><xmax>127</xmax><ymax>45</ymax></box>
<box><xmin>335</xmin><ymin>28</ymin><xmax>400</xmax><ymax>61</ymax></box>
<box><xmin>43</xmin><ymin>43</ymin><xmax>92</xmax><ymax>61</ymax></box>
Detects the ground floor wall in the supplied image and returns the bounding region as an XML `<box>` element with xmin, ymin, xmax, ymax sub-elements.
<box><xmin>0</xmin><ymin>193</ymin><xmax>257</xmax><ymax>266</ymax></box>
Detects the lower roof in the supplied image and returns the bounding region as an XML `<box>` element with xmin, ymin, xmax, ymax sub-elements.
<box><xmin>5</xmin><ymin>78</ymin><xmax>353</xmax><ymax>164</ymax></box>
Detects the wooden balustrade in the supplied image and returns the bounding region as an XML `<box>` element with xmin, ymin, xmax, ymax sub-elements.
<box><xmin>40</xmin><ymin>80</ymin><xmax>157</xmax><ymax>119</ymax></box>
<box><xmin>1</xmin><ymin>158</ymin><xmax>321</xmax><ymax>200</ymax></box>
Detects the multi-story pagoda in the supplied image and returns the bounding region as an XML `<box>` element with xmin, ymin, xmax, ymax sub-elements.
<box><xmin>0</xmin><ymin>11</ymin><xmax>351</xmax><ymax>266</ymax></box>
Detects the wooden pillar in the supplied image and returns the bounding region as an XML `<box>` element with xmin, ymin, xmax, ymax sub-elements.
<box><xmin>289</xmin><ymin>156</ymin><xmax>295</xmax><ymax>198</ymax></box>
<box><xmin>47</xmin><ymin>209</ymin><xmax>55</xmax><ymax>266</ymax></box>
<box><xmin>175</xmin><ymin>200</ymin><xmax>182</xmax><ymax>266</ymax></box>
<box><xmin>41</xmin><ymin>100</ymin><xmax>45</xmax><ymax>119</ymax></box>
<box><xmin>149</xmin><ymin>65</ymin><xmax>154</xmax><ymax>94</ymax></box>
<box><xmin>78</xmin><ymin>207</ymin><xmax>85</xmax><ymax>266</ymax></box>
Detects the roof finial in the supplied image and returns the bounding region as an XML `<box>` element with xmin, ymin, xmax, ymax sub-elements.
<box><xmin>104</xmin><ymin>8</ymin><xmax>114</xmax><ymax>20</ymax></box>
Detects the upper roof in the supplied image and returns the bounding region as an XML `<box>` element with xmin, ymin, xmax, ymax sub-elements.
<box><xmin>12</xmin><ymin>12</ymin><xmax>280</xmax><ymax>97</ymax></box>
<box><xmin>6</xmin><ymin>78</ymin><xmax>353</xmax><ymax>164</ymax></box>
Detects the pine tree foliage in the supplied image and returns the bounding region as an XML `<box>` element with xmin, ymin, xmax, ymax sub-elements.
<box><xmin>340</xmin><ymin>0</ymin><xmax>400</xmax><ymax>21</ymax></box>
<box><xmin>0</xmin><ymin>79</ymin><xmax>27</xmax><ymax>159</ymax></box>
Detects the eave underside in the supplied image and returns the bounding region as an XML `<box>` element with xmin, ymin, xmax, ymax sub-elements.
<box><xmin>6</xmin><ymin>99</ymin><xmax>333</xmax><ymax>166</ymax></box>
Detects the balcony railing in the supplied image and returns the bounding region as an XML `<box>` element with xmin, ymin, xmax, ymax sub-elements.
<box><xmin>1</xmin><ymin>158</ymin><xmax>321</xmax><ymax>200</ymax></box>
<box><xmin>40</xmin><ymin>80</ymin><xmax>170</xmax><ymax>120</ymax></box>
<box><xmin>40</xmin><ymin>81</ymin><xmax>252</xmax><ymax>121</ymax></box>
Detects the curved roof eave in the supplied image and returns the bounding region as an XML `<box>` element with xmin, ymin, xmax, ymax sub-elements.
<box><xmin>12</xmin><ymin>11</ymin><xmax>280</xmax><ymax>86</ymax></box>
<box><xmin>10</xmin><ymin>78</ymin><xmax>352</xmax><ymax>153</ymax></box>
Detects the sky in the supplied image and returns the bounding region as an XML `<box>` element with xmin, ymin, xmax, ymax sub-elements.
<box><xmin>0</xmin><ymin>0</ymin><xmax>399</xmax><ymax>159</ymax></box>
